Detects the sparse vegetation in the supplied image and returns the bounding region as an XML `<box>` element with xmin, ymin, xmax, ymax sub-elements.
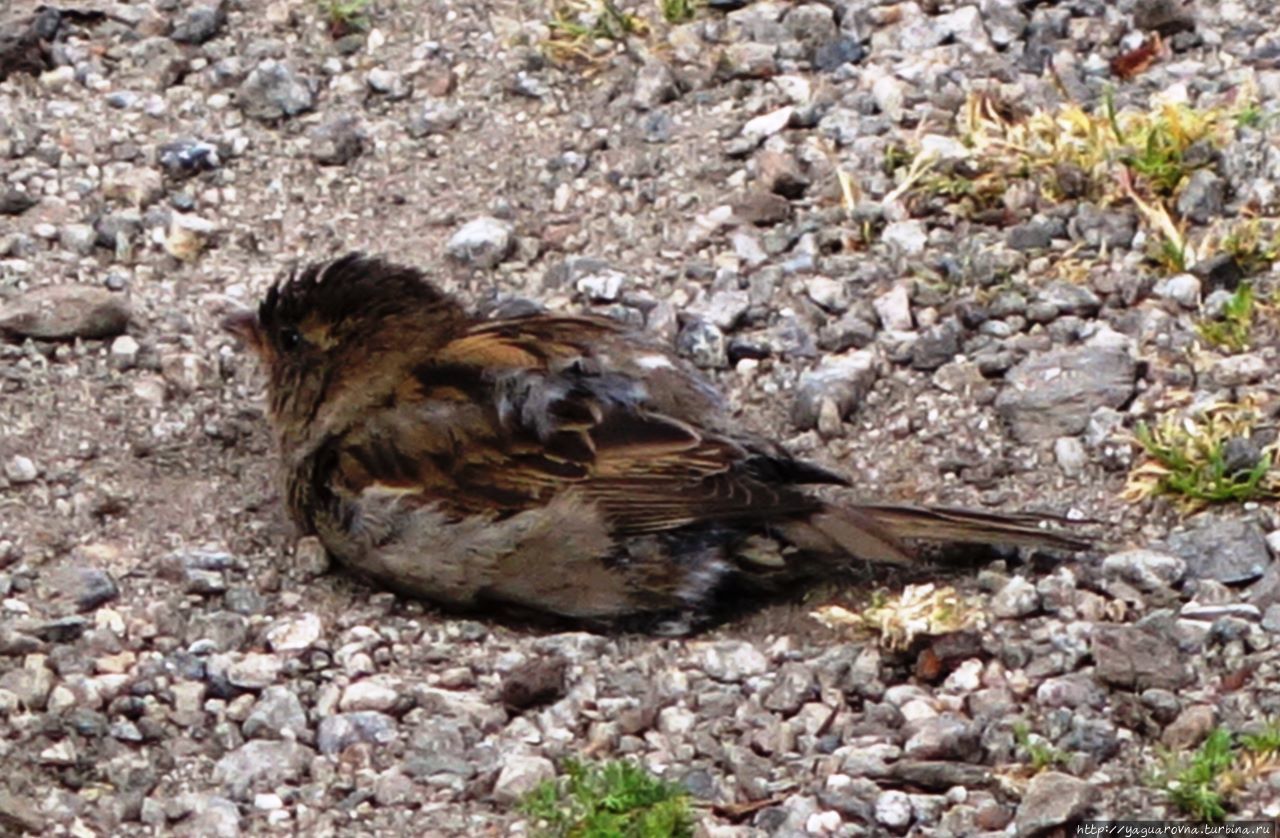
<box><xmin>887</xmin><ymin>89</ymin><xmax>1259</xmax><ymax>274</ymax></box>
<box><xmin>1125</xmin><ymin>396</ymin><xmax>1279</xmax><ymax>512</ymax></box>
<box><xmin>318</xmin><ymin>0</ymin><xmax>371</xmax><ymax>37</ymax></box>
<box><xmin>1196</xmin><ymin>282</ymin><xmax>1255</xmax><ymax>352</ymax></box>
<box><xmin>520</xmin><ymin>759</ymin><xmax>694</xmax><ymax>838</ymax></box>
<box><xmin>812</xmin><ymin>584</ymin><xmax>987</xmax><ymax>650</ymax></box>
<box><xmin>658</xmin><ymin>0</ymin><xmax>700</xmax><ymax>24</ymax></box>
<box><xmin>543</xmin><ymin>0</ymin><xmax>647</xmax><ymax>65</ymax></box>
<box><xmin>1013</xmin><ymin>722</ymin><xmax>1069</xmax><ymax>773</ymax></box>
<box><xmin>1154</xmin><ymin>725</ymin><xmax>1280</xmax><ymax>821</ymax></box>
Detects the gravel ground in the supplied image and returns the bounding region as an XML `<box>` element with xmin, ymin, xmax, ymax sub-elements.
<box><xmin>3</xmin><ymin>0</ymin><xmax>1280</xmax><ymax>835</ymax></box>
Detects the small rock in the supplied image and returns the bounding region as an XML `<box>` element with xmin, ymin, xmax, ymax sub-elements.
<box><xmin>340</xmin><ymin>677</ymin><xmax>401</xmax><ymax>713</ymax></box>
<box><xmin>1053</xmin><ymin>436</ymin><xmax>1088</xmax><ymax>476</ymax></box>
<box><xmin>308</xmin><ymin>114</ymin><xmax>364</xmax><ymax>166</ymax></box>
<box><xmin>1092</xmin><ymin>618</ymin><xmax>1191</xmax><ymax>691</ymax></box>
<box><xmin>991</xmin><ymin>576</ymin><xmax>1039</xmax><ymax>618</ymax></box>
<box><xmin>1102</xmin><ymin>550</ymin><xmax>1186</xmax><ymax>592</ymax></box>
<box><xmin>1165</xmin><ymin>516</ymin><xmax>1271</xmax><ymax>584</ymax></box>
<box><xmin>69</xmin><ymin>568</ymin><xmax>119</xmax><ymax>612</ymax></box>
<box><xmin>881</xmin><ymin>220</ymin><xmax>928</xmax><ymax>255</ymax></box>
<box><xmin>0</xmin><ymin>285</ymin><xmax>130</xmax><ymax>341</ymax></box>
<box><xmin>446</xmin><ymin>216</ymin><xmax>514</xmax><ymax>269</ymax></box>
<box><xmin>874</xmin><ymin>284</ymin><xmax>912</xmax><ymax>331</ymax></box>
<box><xmin>875</xmin><ymin>789</ymin><xmax>913</xmax><ymax>829</ymax></box>
<box><xmin>995</xmin><ymin>341</ymin><xmax>1137</xmax><ymax>443</ymax></box>
<box><xmin>237</xmin><ymin>60</ymin><xmax>314</xmax><ymax>122</ymax></box>
<box><xmin>492</xmin><ymin>755</ymin><xmax>555</xmax><ymax>805</ymax></box>
<box><xmin>265</xmin><ymin>613</ymin><xmax>323</xmax><ymax>652</ymax></box>
<box><xmin>1162</xmin><ymin>704</ymin><xmax>1216</xmax><ymax>750</ymax></box>
<box><xmin>632</xmin><ymin>59</ymin><xmax>678</xmax><ymax>109</ymax></box>
<box><xmin>213</xmin><ymin>740</ymin><xmax>312</xmax><ymax>798</ymax></box>
<box><xmin>1154</xmin><ymin>273</ymin><xmax>1201</xmax><ymax>308</ymax></box>
<box><xmin>720</xmin><ymin>42</ymin><xmax>778</xmax><ymax>78</ymax></box>
<box><xmin>676</xmin><ymin>318</ymin><xmax>727</xmax><ymax>369</ymax></box>
<box><xmin>1176</xmin><ymin>169</ymin><xmax>1225</xmax><ymax>225</ymax></box>
<box><xmin>170</xmin><ymin>3</ymin><xmax>226</xmax><ymax>44</ymax></box>
<box><xmin>242</xmin><ymin>687</ymin><xmax>307</xmax><ymax>740</ymax></box>
<box><xmin>406</xmin><ymin>98</ymin><xmax>461</xmax><ymax>138</ymax></box>
<box><xmin>792</xmin><ymin>350</ymin><xmax>878</xmax><ymax>429</ymax></box>
<box><xmin>904</xmin><ymin>716</ymin><xmax>980</xmax><ymax>761</ymax></box>
<box><xmin>226</xmin><ymin>653</ymin><xmax>282</xmax><ymax>689</ymax></box>
<box><xmin>4</xmin><ymin>455</ymin><xmax>38</xmax><ymax>484</ymax></box>
<box><xmin>59</xmin><ymin>223</ymin><xmax>97</xmax><ymax>256</ymax></box>
<box><xmin>366</xmin><ymin>67</ymin><xmax>411</xmax><ymax>99</ymax></box>
<box><xmin>742</xmin><ymin>106</ymin><xmax>793</xmax><ymax>144</ymax></box>
<box><xmin>1015</xmin><ymin>771</ymin><xmax>1094</xmax><ymax>836</ymax></box>
<box><xmin>0</xmin><ymin>190</ymin><xmax>38</xmax><ymax>216</ymax></box>
<box><xmin>317</xmin><ymin>711</ymin><xmax>397</xmax><ymax>755</ymax></box>
<box><xmin>696</xmin><ymin>640</ymin><xmax>768</xmax><ymax>682</ymax></box>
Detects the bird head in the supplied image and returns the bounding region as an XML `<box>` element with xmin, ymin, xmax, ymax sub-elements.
<box><xmin>223</xmin><ymin>252</ymin><xmax>467</xmax><ymax>448</ymax></box>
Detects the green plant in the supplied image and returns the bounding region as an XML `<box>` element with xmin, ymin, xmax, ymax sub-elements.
<box><xmin>1125</xmin><ymin>397</ymin><xmax>1279</xmax><ymax>512</ymax></box>
<box><xmin>1197</xmin><ymin>282</ymin><xmax>1255</xmax><ymax>352</ymax></box>
<box><xmin>1163</xmin><ymin>728</ymin><xmax>1235</xmax><ymax>820</ymax></box>
<box><xmin>1013</xmin><ymin>722</ymin><xmax>1069</xmax><ymax>773</ymax></box>
<box><xmin>520</xmin><ymin>759</ymin><xmax>694</xmax><ymax>837</ymax></box>
<box><xmin>544</xmin><ymin>0</ymin><xmax>646</xmax><ymax>63</ymax></box>
<box><xmin>319</xmin><ymin>0</ymin><xmax>371</xmax><ymax>36</ymax></box>
<box><xmin>658</xmin><ymin>0</ymin><xmax>699</xmax><ymax>24</ymax></box>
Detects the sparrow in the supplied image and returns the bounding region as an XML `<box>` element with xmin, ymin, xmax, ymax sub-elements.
<box><xmin>223</xmin><ymin>253</ymin><xmax>1088</xmax><ymax>633</ymax></box>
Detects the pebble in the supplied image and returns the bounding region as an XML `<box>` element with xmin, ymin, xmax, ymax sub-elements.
<box><xmin>4</xmin><ymin>455</ymin><xmax>38</xmax><ymax>484</ymax></box>
<box><xmin>696</xmin><ymin>640</ymin><xmax>768</xmax><ymax>682</ymax></box>
<box><xmin>0</xmin><ymin>285</ymin><xmax>130</xmax><ymax>341</ymax></box>
<box><xmin>265</xmin><ymin>613</ymin><xmax>323</xmax><ymax>652</ymax></box>
<box><xmin>491</xmin><ymin>755</ymin><xmax>555</xmax><ymax>805</ymax></box>
<box><xmin>446</xmin><ymin>216</ymin><xmax>514</xmax><ymax>269</ymax></box>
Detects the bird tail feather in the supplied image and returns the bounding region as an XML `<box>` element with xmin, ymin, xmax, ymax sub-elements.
<box><xmin>778</xmin><ymin>503</ymin><xmax>1089</xmax><ymax>566</ymax></box>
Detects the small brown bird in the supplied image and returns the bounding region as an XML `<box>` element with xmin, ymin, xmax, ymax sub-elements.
<box><xmin>225</xmin><ymin>253</ymin><xmax>1087</xmax><ymax>633</ymax></box>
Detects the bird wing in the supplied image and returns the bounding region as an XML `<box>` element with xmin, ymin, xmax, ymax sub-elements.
<box><xmin>327</xmin><ymin>314</ymin><xmax>826</xmax><ymax>534</ymax></box>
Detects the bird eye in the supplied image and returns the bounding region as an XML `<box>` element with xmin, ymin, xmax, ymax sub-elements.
<box><xmin>279</xmin><ymin>327</ymin><xmax>302</xmax><ymax>351</ymax></box>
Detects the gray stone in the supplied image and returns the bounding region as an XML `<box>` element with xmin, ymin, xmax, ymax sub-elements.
<box><xmin>720</xmin><ymin>42</ymin><xmax>778</xmax><ymax>78</ymax></box>
<box><xmin>874</xmin><ymin>284</ymin><xmax>912</xmax><ymax>330</ymax></box>
<box><xmin>882</xmin><ymin>220</ymin><xmax>928</xmax><ymax>255</ymax></box>
<box><xmin>1154</xmin><ymin>273</ymin><xmax>1201</xmax><ymax>308</ymax></box>
<box><xmin>792</xmin><ymin>350</ymin><xmax>877</xmax><ymax>429</ymax></box>
<box><xmin>183</xmin><ymin>794</ymin><xmax>240</xmax><ymax>838</ymax></box>
<box><xmin>68</xmin><ymin>568</ymin><xmax>119</xmax><ymax>612</ymax></box>
<box><xmin>995</xmin><ymin>341</ymin><xmax>1137</xmax><ymax>443</ymax></box>
<box><xmin>904</xmin><ymin>716</ymin><xmax>980</xmax><ymax>761</ymax></box>
<box><xmin>445</xmin><ymin>216</ymin><xmax>514</xmax><ymax>269</ymax></box>
<box><xmin>317</xmin><ymin>711</ymin><xmax>397</xmax><ymax>755</ymax></box>
<box><xmin>59</xmin><ymin>223</ymin><xmax>97</xmax><ymax>256</ymax></box>
<box><xmin>0</xmin><ymin>285</ymin><xmax>130</xmax><ymax>340</ymax></box>
<box><xmin>4</xmin><ymin>455</ymin><xmax>37</xmax><ymax>484</ymax></box>
<box><xmin>1007</xmin><ymin>221</ymin><xmax>1053</xmax><ymax>250</ymax></box>
<box><xmin>242</xmin><ymin>686</ymin><xmax>307</xmax><ymax>740</ymax></box>
<box><xmin>171</xmin><ymin>4</ymin><xmax>226</xmax><ymax>45</ymax></box>
<box><xmin>1092</xmin><ymin>618</ymin><xmax>1191</xmax><ymax>691</ymax></box>
<box><xmin>1165</xmin><ymin>516</ymin><xmax>1271</xmax><ymax>584</ymax></box>
<box><xmin>406</xmin><ymin>98</ymin><xmax>461</xmax><ymax>137</ymax></box>
<box><xmin>1176</xmin><ymin>169</ymin><xmax>1225</xmax><ymax>225</ymax></box>
<box><xmin>1035</xmin><ymin>674</ymin><xmax>1105</xmax><ymax>709</ymax></box>
<box><xmin>991</xmin><ymin>576</ymin><xmax>1039</xmax><ymax>618</ymax></box>
<box><xmin>308</xmin><ymin>114</ymin><xmax>364</xmax><ymax>166</ymax></box>
<box><xmin>491</xmin><ymin>755</ymin><xmax>555</xmax><ymax>805</ymax></box>
<box><xmin>676</xmin><ymin>318</ymin><xmax>727</xmax><ymax>369</ymax></box>
<box><xmin>1015</xmin><ymin>772</ymin><xmax>1094</xmax><ymax>836</ymax></box>
<box><xmin>1053</xmin><ymin>436</ymin><xmax>1088</xmax><ymax>476</ymax></box>
<box><xmin>696</xmin><ymin>640</ymin><xmax>768</xmax><ymax>682</ymax></box>
<box><xmin>875</xmin><ymin>789</ymin><xmax>913</xmax><ymax>829</ymax></box>
<box><xmin>212</xmin><ymin>740</ymin><xmax>312</xmax><ymax>798</ymax></box>
<box><xmin>1102</xmin><ymin>549</ymin><xmax>1186</xmax><ymax>592</ymax></box>
<box><xmin>237</xmin><ymin>60</ymin><xmax>314</xmax><ymax>122</ymax></box>
<box><xmin>632</xmin><ymin>59</ymin><xmax>678</xmax><ymax>109</ymax></box>
<box><xmin>911</xmin><ymin>320</ymin><xmax>960</xmax><ymax>371</ymax></box>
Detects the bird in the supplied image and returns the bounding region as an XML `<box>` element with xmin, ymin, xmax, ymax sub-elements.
<box><xmin>223</xmin><ymin>252</ymin><xmax>1089</xmax><ymax>634</ymax></box>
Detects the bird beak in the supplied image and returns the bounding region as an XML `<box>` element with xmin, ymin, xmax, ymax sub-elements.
<box><xmin>221</xmin><ymin>308</ymin><xmax>262</xmax><ymax>349</ymax></box>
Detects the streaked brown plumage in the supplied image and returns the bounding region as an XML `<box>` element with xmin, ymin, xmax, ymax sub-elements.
<box><xmin>225</xmin><ymin>253</ymin><xmax>1088</xmax><ymax>633</ymax></box>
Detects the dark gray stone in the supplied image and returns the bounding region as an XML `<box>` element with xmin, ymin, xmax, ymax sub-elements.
<box><xmin>1164</xmin><ymin>516</ymin><xmax>1271</xmax><ymax>584</ymax></box>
